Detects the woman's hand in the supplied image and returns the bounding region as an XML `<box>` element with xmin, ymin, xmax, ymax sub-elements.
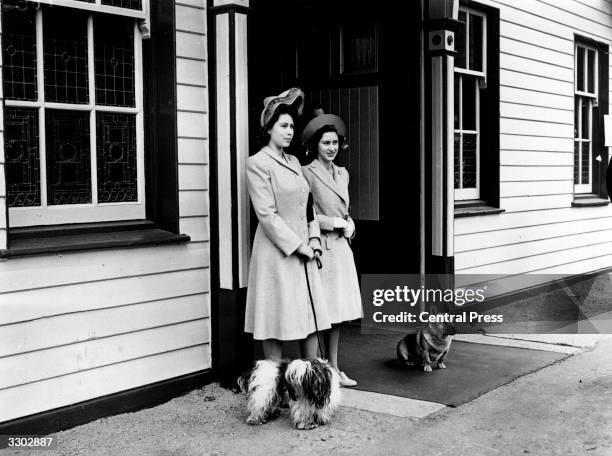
<box><xmin>296</xmin><ymin>243</ymin><xmax>315</xmax><ymax>260</ymax></box>
<box><xmin>343</xmin><ymin>219</ymin><xmax>355</xmax><ymax>239</ymax></box>
<box><xmin>332</xmin><ymin>218</ymin><xmax>349</xmax><ymax>230</ymax></box>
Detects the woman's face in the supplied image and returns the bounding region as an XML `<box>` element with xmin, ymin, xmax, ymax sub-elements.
<box><xmin>268</xmin><ymin>113</ymin><xmax>294</xmax><ymax>149</ymax></box>
<box><xmin>316</xmin><ymin>131</ymin><xmax>339</xmax><ymax>166</ymax></box>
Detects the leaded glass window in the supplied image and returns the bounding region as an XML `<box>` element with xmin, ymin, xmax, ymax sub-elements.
<box><xmin>2</xmin><ymin>4</ymin><xmax>145</xmax><ymax>227</ymax></box>
<box><xmin>574</xmin><ymin>41</ymin><xmax>598</xmax><ymax>194</ymax></box>
<box><xmin>454</xmin><ymin>6</ymin><xmax>486</xmax><ymax>201</ymax></box>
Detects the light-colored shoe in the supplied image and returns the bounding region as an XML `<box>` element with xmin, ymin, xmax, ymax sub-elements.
<box><xmin>338</xmin><ymin>371</ymin><xmax>357</xmax><ymax>387</ymax></box>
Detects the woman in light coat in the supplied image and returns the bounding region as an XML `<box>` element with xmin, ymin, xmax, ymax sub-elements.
<box><xmin>302</xmin><ymin>113</ymin><xmax>363</xmax><ymax>386</ymax></box>
<box><xmin>245</xmin><ymin>88</ymin><xmax>331</xmax><ymax>361</ymax></box>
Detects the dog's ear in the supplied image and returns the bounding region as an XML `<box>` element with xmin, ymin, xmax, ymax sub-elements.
<box><xmin>237</xmin><ymin>367</ymin><xmax>254</xmax><ymax>393</ymax></box>
<box><xmin>303</xmin><ymin>360</ymin><xmax>331</xmax><ymax>408</ymax></box>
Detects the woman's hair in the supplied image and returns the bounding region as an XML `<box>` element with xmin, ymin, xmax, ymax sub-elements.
<box><xmin>307</xmin><ymin>124</ymin><xmax>345</xmax><ymax>155</ymax></box>
<box><xmin>263</xmin><ymin>103</ymin><xmax>298</xmax><ymax>132</ymax></box>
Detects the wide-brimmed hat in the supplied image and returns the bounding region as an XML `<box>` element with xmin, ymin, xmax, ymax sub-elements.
<box><xmin>301</xmin><ymin>113</ymin><xmax>346</xmax><ymax>144</ymax></box>
<box><xmin>260</xmin><ymin>87</ymin><xmax>305</xmax><ymax>128</ymax></box>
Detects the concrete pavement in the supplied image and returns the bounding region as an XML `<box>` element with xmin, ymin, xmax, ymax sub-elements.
<box><xmin>2</xmin><ymin>334</ymin><xmax>611</xmax><ymax>456</ymax></box>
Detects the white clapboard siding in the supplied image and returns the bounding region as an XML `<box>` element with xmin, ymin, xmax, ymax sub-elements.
<box><xmin>180</xmin><ymin>216</ymin><xmax>210</xmax><ymax>242</ymax></box>
<box><xmin>500</xmin><ymin>103</ymin><xmax>573</xmax><ymax>125</ymax></box>
<box><xmin>1</xmin><ymin>319</ymin><xmax>210</xmax><ymax>390</ymax></box>
<box><xmin>501</xmin><ymin>69</ymin><xmax>574</xmax><ymax>97</ymax></box>
<box><xmin>500</xmin><ymin>86</ymin><xmax>572</xmax><ymax>111</ymax></box>
<box><xmin>500</xmin><ymin>118</ymin><xmax>573</xmax><ymax>138</ymax></box>
<box><xmin>176</xmin><ymin>4</ymin><xmax>206</xmax><ymax>35</ymax></box>
<box><xmin>500</xmin><ymin>180</ymin><xmax>573</xmax><ymax>197</ymax></box>
<box><xmin>0</xmin><ymin>344</ymin><xmax>210</xmax><ymax>423</ymax></box>
<box><xmin>501</xmin><ymin>54</ymin><xmax>574</xmax><ymax>82</ymax></box>
<box><xmin>177</xmin><ymin>85</ymin><xmax>208</xmax><ymax>113</ymax></box>
<box><xmin>501</xmin><ymin>151</ymin><xmax>572</xmax><ymax>167</ymax></box>
<box><xmin>176</xmin><ymin>32</ymin><xmax>206</xmax><ymax>60</ymax></box>
<box><xmin>179</xmin><ymin>190</ymin><xmax>209</xmax><ymax>217</ymax></box>
<box><xmin>559</xmin><ymin>0</ymin><xmax>612</xmax><ymax>24</ymax></box>
<box><xmin>177</xmin><ymin>59</ymin><xmax>207</xmax><ymax>86</ymax></box>
<box><xmin>500</xmin><ymin>37</ymin><xmax>573</xmax><ymax>66</ymax></box>
<box><xmin>179</xmin><ymin>164</ymin><xmax>209</xmax><ymax>190</ymax></box>
<box><xmin>500</xmin><ymin>20</ymin><xmax>572</xmax><ymax>54</ymax></box>
<box><xmin>178</xmin><ymin>112</ymin><xmax>208</xmax><ymax>139</ymax></box>
<box><xmin>0</xmin><ymin>294</ymin><xmax>210</xmax><ymax>358</ymax></box>
<box><xmin>500</xmin><ymin>134</ymin><xmax>573</xmax><ymax>152</ymax></box>
<box><xmin>0</xmin><ymin>243</ymin><xmax>209</xmax><ymax>294</ymax></box>
<box><xmin>500</xmin><ymin>194</ymin><xmax>572</xmax><ymax>212</ymax></box>
<box><xmin>176</xmin><ymin>0</ymin><xmax>206</xmax><ymax>7</ymax></box>
<box><xmin>456</xmin><ymin>217</ymin><xmax>612</xmax><ymax>253</ymax></box>
<box><xmin>0</xmin><ymin>267</ymin><xmax>210</xmax><ymax>325</ymax></box>
<box><xmin>456</xmin><ymin>230</ymin><xmax>612</xmax><ymax>270</ymax></box>
<box><xmin>178</xmin><ymin>138</ymin><xmax>209</xmax><ymax>164</ymax></box>
<box><xmin>500</xmin><ymin>166</ymin><xmax>571</xmax><ymax>182</ymax></box>
<box><xmin>456</xmin><ymin>242</ymin><xmax>612</xmax><ymax>274</ymax></box>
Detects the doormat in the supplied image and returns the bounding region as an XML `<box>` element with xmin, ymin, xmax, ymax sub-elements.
<box><xmin>333</xmin><ymin>325</ymin><xmax>568</xmax><ymax>406</ymax></box>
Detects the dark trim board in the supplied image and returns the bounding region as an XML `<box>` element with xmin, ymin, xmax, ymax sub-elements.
<box><xmin>0</xmin><ymin>370</ymin><xmax>214</xmax><ymax>437</ymax></box>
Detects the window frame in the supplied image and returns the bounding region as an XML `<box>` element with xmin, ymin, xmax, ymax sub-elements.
<box><xmin>4</xmin><ymin>5</ymin><xmax>146</xmax><ymax>227</ymax></box>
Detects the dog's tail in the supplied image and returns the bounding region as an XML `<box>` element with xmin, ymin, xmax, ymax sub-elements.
<box><xmin>246</xmin><ymin>360</ymin><xmax>284</xmax><ymax>412</ymax></box>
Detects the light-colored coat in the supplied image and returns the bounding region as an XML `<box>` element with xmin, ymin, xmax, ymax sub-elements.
<box><xmin>245</xmin><ymin>147</ymin><xmax>332</xmax><ymax>341</ymax></box>
<box><xmin>303</xmin><ymin>159</ymin><xmax>363</xmax><ymax>324</ymax></box>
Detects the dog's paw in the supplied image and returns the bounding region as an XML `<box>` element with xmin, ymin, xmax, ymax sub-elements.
<box><xmin>246</xmin><ymin>415</ymin><xmax>266</xmax><ymax>425</ymax></box>
<box><xmin>437</xmin><ymin>362</ymin><xmax>447</xmax><ymax>369</ymax></box>
<box><xmin>423</xmin><ymin>365</ymin><xmax>433</xmax><ymax>372</ymax></box>
<box><xmin>295</xmin><ymin>421</ymin><xmax>318</xmax><ymax>430</ymax></box>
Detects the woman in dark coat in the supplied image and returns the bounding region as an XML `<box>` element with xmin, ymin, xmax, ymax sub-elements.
<box><xmin>302</xmin><ymin>113</ymin><xmax>363</xmax><ymax>386</ymax></box>
<box><xmin>245</xmin><ymin>88</ymin><xmax>331</xmax><ymax>361</ymax></box>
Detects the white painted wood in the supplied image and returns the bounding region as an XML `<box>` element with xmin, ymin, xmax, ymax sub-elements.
<box><xmin>216</xmin><ymin>14</ymin><xmax>233</xmax><ymax>290</ymax></box>
<box><xmin>179</xmin><ymin>164</ymin><xmax>209</xmax><ymax>190</ymax></box>
<box><xmin>177</xmin><ymin>85</ymin><xmax>208</xmax><ymax>112</ymax></box>
<box><xmin>500</xmin><ymin>118</ymin><xmax>572</xmax><ymax>138</ymax></box>
<box><xmin>501</xmin><ymin>54</ymin><xmax>573</xmax><ymax>83</ymax></box>
<box><xmin>500</xmin><ymin>134</ymin><xmax>573</xmax><ymax>151</ymax></box>
<box><xmin>235</xmin><ymin>12</ymin><xmax>250</xmax><ymax>288</ymax></box>
<box><xmin>500</xmin><ymin>20</ymin><xmax>572</xmax><ymax>54</ymax></box>
<box><xmin>1</xmin><ymin>319</ymin><xmax>210</xmax><ymax>389</ymax></box>
<box><xmin>500</xmin><ymin>180</ymin><xmax>573</xmax><ymax>197</ymax></box>
<box><xmin>455</xmin><ymin>207</ymin><xmax>612</xmax><ymax>235</ymax></box>
<box><xmin>500</xmin><ymin>194</ymin><xmax>571</xmax><ymax>212</ymax></box>
<box><xmin>500</xmin><ymin>103</ymin><xmax>573</xmax><ymax>124</ymax></box>
<box><xmin>536</xmin><ymin>255</ymin><xmax>612</xmax><ymax>275</ymax></box>
<box><xmin>0</xmin><ymin>243</ymin><xmax>209</xmax><ymax>294</ymax></box>
<box><xmin>9</xmin><ymin>203</ymin><xmax>147</xmax><ymax>228</ymax></box>
<box><xmin>0</xmin><ymin>294</ymin><xmax>210</xmax><ymax>358</ymax></box>
<box><xmin>177</xmin><ymin>111</ymin><xmax>208</xmax><ymax>139</ymax></box>
<box><xmin>500</xmin><ymin>86</ymin><xmax>572</xmax><ymax>111</ymax></box>
<box><xmin>0</xmin><ymin>268</ymin><xmax>210</xmax><ymax>325</ymax></box>
<box><xmin>501</xmin><ymin>69</ymin><xmax>573</xmax><ymax>97</ymax></box>
<box><xmin>0</xmin><ymin>345</ymin><xmax>210</xmax><ymax>422</ymax></box>
<box><xmin>179</xmin><ymin>217</ymin><xmax>210</xmax><ymax>242</ymax></box>
<box><xmin>570</xmin><ymin>0</ymin><xmax>612</xmax><ymax>18</ymax></box>
<box><xmin>175</xmin><ymin>4</ymin><xmax>206</xmax><ymax>34</ymax></box>
<box><xmin>500</xmin><ymin>37</ymin><xmax>573</xmax><ymax>66</ymax></box>
<box><xmin>178</xmin><ymin>137</ymin><xmax>209</xmax><ymax>164</ymax></box>
<box><xmin>0</xmin><ymin>228</ymin><xmax>6</xmax><ymax>250</ymax></box>
<box><xmin>501</xmin><ymin>151</ymin><xmax>572</xmax><ymax>166</ymax></box>
<box><xmin>456</xmin><ymin>229</ymin><xmax>612</xmax><ymax>270</ymax></box>
<box><xmin>501</xmin><ymin>166</ymin><xmax>571</xmax><ymax>182</ymax></box>
<box><xmin>455</xmin><ymin>217</ymin><xmax>612</xmax><ymax>253</ymax></box>
<box><xmin>176</xmin><ymin>31</ymin><xmax>207</xmax><ymax>60</ymax></box>
<box><xmin>176</xmin><ymin>0</ymin><xmax>206</xmax><ymax>7</ymax></box>
<box><xmin>177</xmin><ymin>58</ymin><xmax>207</xmax><ymax>86</ymax></box>
<box><xmin>456</xmin><ymin>241</ymin><xmax>612</xmax><ymax>274</ymax></box>
<box><xmin>179</xmin><ymin>190</ymin><xmax>209</xmax><ymax>217</ymax></box>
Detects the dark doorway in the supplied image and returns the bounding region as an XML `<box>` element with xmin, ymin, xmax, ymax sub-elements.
<box><xmin>249</xmin><ymin>0</ymin><xmax>422</xmax><ymax>274</ymax></box>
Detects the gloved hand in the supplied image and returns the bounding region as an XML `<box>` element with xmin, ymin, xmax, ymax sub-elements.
<box><xmin>332</xmin><ymin>217</ymin><xmax>349</xmax><ymax>229</ymax></box>
<box><xmin>308</xmin><ymin>238</ymin><xmax>322</xmax><ymax>257</ymax></box>
<box><xmin>296</xmin><ymin>243</ymin><xmax>315</xmax><ymax>260</ymax></box>
<box><xmin>343</xmin><ymin>218</ymin><xmax>355</xmax><ymax>239</ymax></box>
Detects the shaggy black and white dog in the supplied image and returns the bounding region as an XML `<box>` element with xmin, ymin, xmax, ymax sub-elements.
<box><xmin>237</xmin><ymin>358</ymin><xmax>341</xmax><ymax>430</ymax></box>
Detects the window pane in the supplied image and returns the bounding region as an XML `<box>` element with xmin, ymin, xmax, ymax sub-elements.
<box><xmin>101</xmin><ymin>0</ymin><xmax>142</xmax><ymax>10</ymax></box>
<box><xmin>581</xmin><ymin>98</ymin><xmax>589</xmax><ymax>140</ymax></box>
<box><xmin>576</xmin><ymin>46</ymin><xmax>585</xmax><ymax>92</ymax></box>
<box><xmin>342</xmin><ymin>22</ymin><xmax>377</xmax><ymax>74</ymax></box>
<box><xmin>96</xmin><ymin>113</ymin><xmax>138</xmax><ymax>203</ymax></box>
<box><xmin>45</xmin><ymin>110</ymin><xmax>91</xmax><ymax>205</ymax></box>
<box><xmin>469</xmin><ymin>13</ymin><xmax>483</xmax><ymax>72</ymax></box>
<box><xmin>462</xmin><ymin>133</ymin><xmax>477</xmax><ymax>188</ymax></box>
<box><xmin>581</xmin><ymin>142</ymin><xmax>590</xmax><ymax>185</ymax></box>
<box><xmin>587</xmin><ymin>49</ymin><xmax>596</xmax><ymax>94</ymax></box>
<box><xmin>455</xmin><ymin>11</ymin><xmax>467</xmax><ymax>69</ymax></box>
<box><xmin>43</xmin><ymin>7</ymin><xmax>89</xmax><ymax>104</ymax></box>
<box><xmin>574</xmin><ymin>97</ymin><xmax>580</xmax><ymax>139</ymax></box>
<box><xmin>94</xmin><ymin>15</ymin><xmax>135</xmax><ymax>107</ymax></box>
<box><xmin>454</xmin><ymin>76</ymin><xmax>460</xmax><ymax>129</ymax></box>
<box><xmin>5</xmin><ymin>108</ymin><xmax>40</xmax><ymax>207</ymax></box>
<box><xmin>2</xmin><ymin>3</ymin><xmax>37</xmax><ymax>101</ymax></box>
<box><xmin>574</xmin><ymin>141</ymin><xmax>580</xmax><ymax>184</ymax></box>
<box><xmin>462</xmin><ymin>76</ymin><xmax>476</xmax><ymax>131</ymax></box>
<box><xmin>454</xmin><ymin>133</ymin><xmax>461</xmax><ymax>188</ymax></box>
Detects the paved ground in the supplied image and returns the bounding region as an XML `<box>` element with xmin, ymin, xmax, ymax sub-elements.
<box><xmin>2</xmin><ymin>335</ymin><xmax>612</xmax><ymax>456</ymax></box>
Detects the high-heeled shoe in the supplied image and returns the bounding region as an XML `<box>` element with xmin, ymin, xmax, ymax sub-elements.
<box><xmin>337</xmin><ymin>370</ymin><xmax>357</xmax><ymax>387</ymax></box>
